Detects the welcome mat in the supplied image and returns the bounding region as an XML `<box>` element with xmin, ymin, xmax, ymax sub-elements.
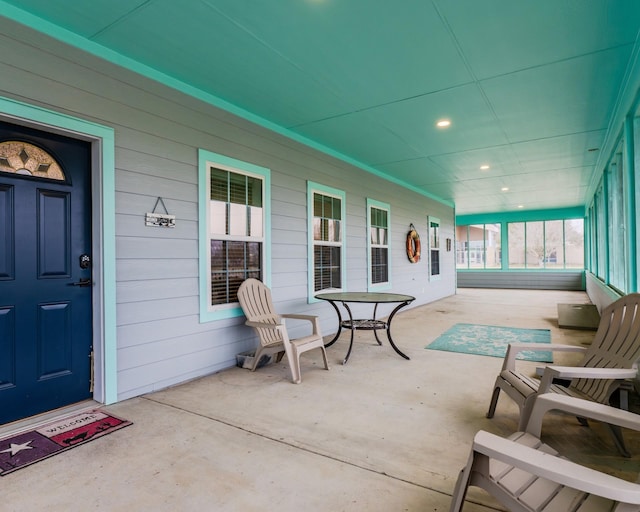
<box><xmin>426</xmin><ymin>323</ymin><xmax>553</xmax><ymax>362</ymax></box>
<box><xmin>0</xmin><ymin>410</ymin><xmax>131</xmax><ymax>476</ymax></box>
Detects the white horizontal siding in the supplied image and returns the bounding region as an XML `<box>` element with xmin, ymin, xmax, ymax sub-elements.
<box><xmin>116</xmin><ymin>170</ymin><xmax>197</xmax><ymax>202</ymax></box>
<box><xmin>116</xmin><ymin>314</ymin><xmax>241</xmax><ymax>349</ymax></box>
<box><xmin>115</xmin><ymin>214</ymin><xmax>198</xmax><ymax>240</ymax></box>
<box><xmin>117</xmin><ymin>278</ymin><xmax>198</xmax><ymax>303</ymax></box>
<box><xmin>116</xmin><ymin>259</ymin><xmax>198</xmax><ymax>282</ymax></box>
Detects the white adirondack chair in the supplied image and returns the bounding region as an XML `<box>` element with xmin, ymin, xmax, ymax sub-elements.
<box><xmin>451</xmin><ymin>394</ymin><xmax>640</xmax><ymax>512</ymax></box>
<box><xmin>237</xmin><ymin>278</ymin><xmax>329</xmax><ymax>384</ymax></box>
<box><xmin>486</xmin><ymin>293</ymin><xmax>640</xmax><ymax>456</ymax></box>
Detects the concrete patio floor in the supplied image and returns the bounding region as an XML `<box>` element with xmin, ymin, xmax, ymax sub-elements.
<box><xmin>3</xmin><ymin>288</ymin><xmax>640</xmax><ymax>511</ymax></box>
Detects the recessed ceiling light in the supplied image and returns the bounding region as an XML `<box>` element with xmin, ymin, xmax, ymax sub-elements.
<box><xmin>480</xmin><ymin>164</ymin><xmax>490</xmax><ymax>170</ymax></box>
<box><xmin>501</xmin><ymin>187</ymin><xmax>509</xmax><ymax>192</ymax></box>
<box><xmin>518</xmin><ymin>205</ymin><xmax>524</xmax><ymax>208</ymax></box>
<box><xmin>436</xmin><ymin>119</ymin><xmax>451</xmax><ymax>128</ymax></box>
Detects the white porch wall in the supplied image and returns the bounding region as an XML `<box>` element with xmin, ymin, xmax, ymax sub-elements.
<box><xmin>0</xmin><ymin>17</ymin><xmax>455</xmax><ymax>401</ymax></box>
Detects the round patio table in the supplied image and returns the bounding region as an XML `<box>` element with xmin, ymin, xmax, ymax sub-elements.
<box><xmin>316</xmin><ymin>292</ymin><xmax>415</xmax><ymax>364</ymax></box>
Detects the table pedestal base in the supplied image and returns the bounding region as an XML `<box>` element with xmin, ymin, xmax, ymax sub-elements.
<box><xmin>324</xmin><ymin>300</ymin><xmax>411</xmax><ymax>364</ymax></box>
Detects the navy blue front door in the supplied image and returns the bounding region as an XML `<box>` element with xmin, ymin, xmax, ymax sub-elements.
<box><xmin>0</xmin><ymin>121</ymin><xmax>92</xmax><ymax>424</ymax></box>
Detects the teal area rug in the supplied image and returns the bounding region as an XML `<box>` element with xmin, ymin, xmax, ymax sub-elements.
<box><xmin>426</xmin><ymin>323</ymin><xmax>553</xmax><ymax>362</ymax></box>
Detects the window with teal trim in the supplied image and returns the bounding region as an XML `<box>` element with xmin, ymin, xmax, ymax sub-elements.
<box><xmin>507</xmin><ymin>220</ymin><xmax>583</xmax><ymax>269</ymax></box>
<box><xmin>587</xmin><ymin>205</ymin><xmax>597</xmax><ymax>274</ymax></box>
<box><xmin>608</xmin><ymin>148</ymin><xmax>626</xmax><ymax>292</ymax></box>
<box><xmin>367</xmin><ymin>200</ymin><xmax>390</xmax><ymax>288</ymax></box>
<box><xmin>429</xmin><ymin>217</ymin><xmax>440</xmax><ymax>278</ymax></box>
<box><xmin>199</xmin><ymin>149</ymin><xmax>270</xmax><ymax>320</ymax></box>
<box><xmin>564</xmin><ymin>219</ymin><xmax>584</xmax><ymax>269</ymax></box>
<box><xmin>594</xmin><ymin>185</ymin><xmax>607</xmax><ymax>279</ymax></box>
<box><xmin>508</xmin><ymin>222</ymin><xmax>526</xmax><ymax>268</ymax></box>
<box><xmin>456</xmin><ymin>224</ymin><xmax>501</xmax><ymax>269</ymax></box>
<box><xmin>309</xmin><ymin>183</ymin><xmax>345</xmax><ymax>295</ymax></box>
<box><xmin>209</xmin><ymin>166</ymin><xmax>263</xmax><ymax>304</ymax></box>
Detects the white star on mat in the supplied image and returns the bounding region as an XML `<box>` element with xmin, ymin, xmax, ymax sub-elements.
<box><xmin>0</xmin><ymin>440</ymin><xmax>34</xmax><ymax>456</ymax></box>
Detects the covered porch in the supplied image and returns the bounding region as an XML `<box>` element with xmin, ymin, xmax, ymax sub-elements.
<box><xmin>4</xmin><ymin>288</ymin><xmax>638</xmax><ymax>511</ymax></box>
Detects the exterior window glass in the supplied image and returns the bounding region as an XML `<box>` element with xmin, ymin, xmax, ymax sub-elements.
<box><xmin>484</xmin><ymin>224</ymin><xmax>501</xmax><ymax>269</ymax></box>
<box><xmin>543</xmin><ymin>220</ymin><xmax>564</xmax><ymax>268</ymax></box>
<box><xmin>209</xmin><ymin>167</ymin><xmax>264</xmax><ymax>305</ymax></box>
<box><xmin>457</xmin><ymin>223</ymin><xmax>502</xmax><ymax>269</ymax></box>
<box><xmin>525</xmin><ymin>221</ymin><xmax>544</xmax><ymax>267</ymax></box>
<box><xmin>508</xmin><ymin>223</ymin><xmax>526</xmax><ymax>268</ymax></box>
<box><xmin>456</xmin><ymin>219</ymin><xmax>593</xmax><ymax>270</ymax></box>
<box><xmin>460</xmin><ymin>219</ymin><xmax>582</xmax><ymax>272</ymax></box>
<box><xmin>565</xmin><ymin>219</ymin><xmax>584</xmax><ymax>269</ymax></box>
<box><xmin>608</xmin><ymin>150</ymin><xmax>626</xmax><ymax>292</ymax></box>
<box><xmin>595</xmin><ymin>185</ymin><xmax>607</xmax><ymax>279</ymax></box>
<box><xmin>309</xmin><ymin>183</ymin><xmax>345</xmax><ymax>296</ymax></box>
<box><xmin>456</xmin><ymin>225</ymin><xmax>469</xmax><ymax>269</ymax></box>
<box><xmin>507</xmin><ymin>219</ymin><xmax>584</xmax><ymax>270</ymax></box>
<box><xmin>470</xmin><ymin>224</ymin><xmax>486</xmax><ymax>269</ymax></box>
<box><xmin>367</xmin><ymin>200</ymin><xmax>390</xmax><ymax>289</ymax></box>
<box><xmin>429</xmin><ymin>217</ymin><xmax>440</xmax><ymax>278</ymax></box>
<box><xmin>586</xmin><ymin>206</ymin><xmax>596</xmax><ymax>273</ymax></box>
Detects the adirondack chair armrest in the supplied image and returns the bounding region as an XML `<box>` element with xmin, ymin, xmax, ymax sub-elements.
<box><xmin>280</xmin><ymin>314</ymin><xmax>322</xmax><ymax>335</ymax></box>
<box><xmin>281</xmin><ymin>314</ymin><xmax>318</xmax><ymax>321</ymax></box>
<box><xmin>502</xmin><ymin>343</ymin><xmax>586</xmax><ymax>371</ymax></box>
<box><xmin>537</xmin><ymin>366</ymin><xmax>637</xmax><ymax>393</ymax></box>
<box><xmin>472</xmin><ymin>430</ymin><xmax>640</xmax><ymax>504</ymax></box>
<box><xmin>245</xmin><ymin>320</ymin><xmax>285</xmax><ymax>330</ymax></box>
<box><xmin>526</xmin><ymin>394</ymin><xmax>640</xmax><ymax>439</ymax></box>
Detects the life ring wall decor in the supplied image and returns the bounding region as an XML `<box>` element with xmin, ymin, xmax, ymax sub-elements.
<box><xmin>406</xmin><ymin>224</ymin><xmax>421</xmax><ymax>263</ymax></box>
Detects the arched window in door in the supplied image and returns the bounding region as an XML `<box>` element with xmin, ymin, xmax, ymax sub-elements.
<box><xmin>0</xmin><ymin>141</ymin><xmax>65</xmax><ymax>180</ymax></box>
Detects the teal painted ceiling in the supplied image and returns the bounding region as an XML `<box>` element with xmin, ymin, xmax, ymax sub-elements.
<box><xmin>3</xmin><ymin>0</ymin><xmax>640</xmax><ymax>214</ymax></box>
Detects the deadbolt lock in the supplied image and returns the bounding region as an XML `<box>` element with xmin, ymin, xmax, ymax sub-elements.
<box><xmin>79</xmin><ymin>254</ymin><xmax>91</xmax><ymax>269</ymax></box>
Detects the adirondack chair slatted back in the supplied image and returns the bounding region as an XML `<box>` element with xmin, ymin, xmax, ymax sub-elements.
<box><xmin>237</xmin><ymin>279</ymin><xmax>284</xmax><ymax>347</ymax></box>
<box><xmin>572</xmin><ymin>293</ymin><xmax>640</xmax><ymax>404</ymax></box>
<box><xmin>237</xmin><ymin>278</ymin><xmax>330</xmax><ymax>383</ymax></box>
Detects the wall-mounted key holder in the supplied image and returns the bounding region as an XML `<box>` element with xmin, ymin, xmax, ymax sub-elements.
<box><xmin>145</xmin><ymin>197</ymin><xmax>176</xmax><ymax>228</ymax></box>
